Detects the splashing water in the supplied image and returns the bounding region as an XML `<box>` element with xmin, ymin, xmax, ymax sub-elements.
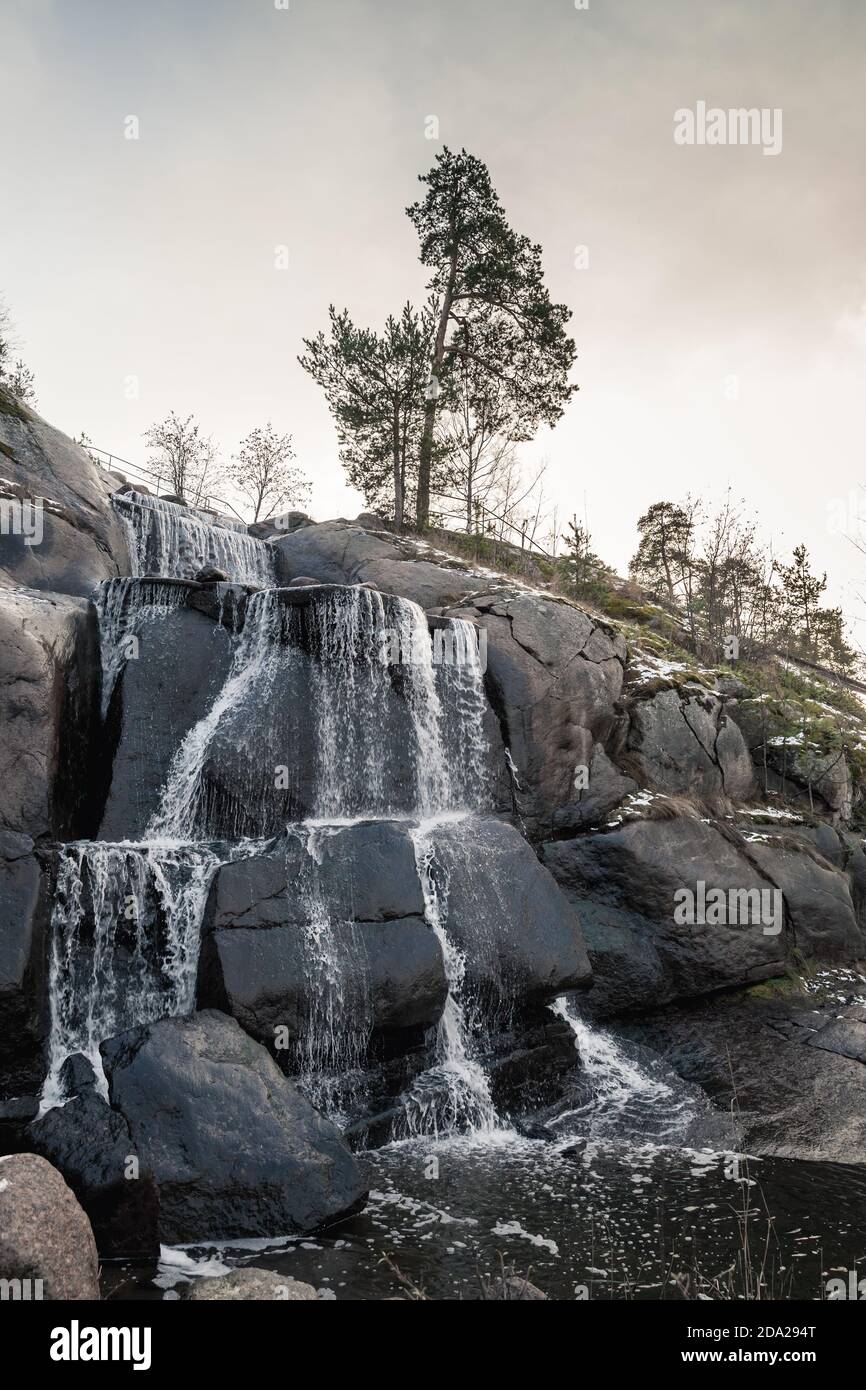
<box><xmin>146</xmin><ymin>590</ymin><xmax>297</xmax><ymax>841</ymax></box>
<box><xmin>287</xmin><ymin>824</ymin><xmax>372</xmax><ymax>1122</ymax></box>
<box><xmin>393</xmin><ymin>820</ymin><xmax>500</xmax><ymax>1139</ymax></box>
<box><xmin>548</xmin><ymin>996</ymin><xmax>701</xmax><ymax>1145</ymax></box>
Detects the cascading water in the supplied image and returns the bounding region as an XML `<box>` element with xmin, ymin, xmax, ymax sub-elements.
<box><xmin>93</xmin><ymin>576</ymin><xmax>194</xmax><ymax>718</ymax></box>
<box><xmin>393</xmin><ymin>818</ymin><xmax>499</xmax><ymax>1138</ymax></box>
<box><xmin>548</xmin><ymin>996</ymin><xmax>701</xmax><ymax>1144</ymax></box>
<box><xmin>287</xmin><ymin>824</ymin><xmax>372</xmax><ymax>1122</ymax></box>
<box><xmin>42</xmin><ymin>841</ymin><xmax>218</xmax><ymax>1110</ymax></box>
<box><xmin>45</xmin><ymin>481</ymin><xmax>513</xmax><ymax>1136</ymax></box>
<box><xmin>146</xmin><ymin>589</ymin><xmax>298</xmax><ymax>841</ymax></box>
<box><xmin>113</xmin><ymin>489</ymin><xmax>274</xmax><ymax>586</ymax></box>
<box><xmin>433</xmin><ymin>618</ymin><xmax>494</xmax><ymax>812</ymax></box>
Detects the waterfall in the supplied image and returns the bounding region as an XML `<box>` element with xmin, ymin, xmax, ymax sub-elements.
<box><xmin>113</xmin><ymin>489</ymin><xmax>274</xmax><ymax>586</ymax></box>
<box><xmin>93</xmin><ymin>577</ymin><xmax>193</xmax><ymax>718</ymax></box>
<box><xmin>48</xmin><ymin>461</ymin><xmax>503</xmax><ymax>1139</ymax></box>
<box><xmin>549</xmin><ymin>996</ymin><xmax>699</xmax><ymax>1144</ymax></box>
<box><xmin>146</xmin><ymin>590</ymin><xmax>298</xmax><ymax>842</ymax></box>
<box><xmin>148</xmin><ymin>585</ymin><xmax>493</xmax><ymax>840</ymax></box>
<box><xmin>307</xmin><ymin>586</ymin><xmax>401</xmax><ymax>820</ymax></box>
<box><xmin>393</xmin><ymin>819</ymin><xmax>500</xmax><ymax>1139</ymax></box>
<box><xmin>433</xmin><ymin>617</ymin><xmax>493</xmax><ymax>811</ymax></box>
<box><xmin>42</xmin><ymin>842</ymin><xmax>218</xmax><ymax>1110</ymax></box>
<box><xmin>288</xmin><ymin>825</ymin><xmax>372</xmax><ymax>1122</ymax></box>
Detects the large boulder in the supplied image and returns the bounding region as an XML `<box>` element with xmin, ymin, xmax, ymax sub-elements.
<box><xmin>0</xmin><ymin>588</ymin><xmax>101</xmax><ymax>842</ymax></box>
<box><xmin>0</xmin><ymin>1152</ymin><xmax>100</xmax><ymax>1299</ymax></box>
<box><xmin>542</xmin><ymin>818</ymin><xmax>791</xmax><ymax>1017</ymax></box>
<box><xmin>445</xmin><ymin>591</ymin><xmax>627</xmax><ymax>833</ymax></box>
<box><xmin>30</xmin><ymin>1012</ymin><xmax>365</xmax><ymax>1251</ymax></box>
<box><xmin>99</xmin><ymin>595</ymin><xmax>235</xmax><ymax>839</ymax></box>
<box><xmin>420</xmin><ymin>815</ymin><xmax>592</xmax><ymax>1017</ymax></box>
<box><xmin>199</xmin><ymin>822</ymin><xmax>447</xmax><ymax>1050</ymax></box>
<box><xmin>622</xmin><ymin>685</ymin><xmax>754</xmax><ymax>802</ymax></box>
<box><xmin>0</xmin><ymin>832</ymin><xmax>47</xmax><ymax>1098</ymax></box>
<box><xmin>271</xmin><ymin>519</ymin><xmax>483</xmax><ymax>609</ymax></box>
<box><xmin>0</xmin><ymin>393</ymin><xmax>128</xmax><ymax>596</ymax></box>
<box><xmin>742</xmin><ymin>832</ymin><xmax>863</xmax><ymax>960</ymax></box>
<box><xmin>29</xmin><ymin>1072</ymin><xmax>159</xmax><ymax>1258</ymax></box>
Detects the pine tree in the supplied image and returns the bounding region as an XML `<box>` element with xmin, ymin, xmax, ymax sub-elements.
<box><xmin>299</xmin><ymin>302</ymin><xmax>434</xmax><ymax>528</ymax></box>
<box><xmin>407</xmin><ymin>148</ymin><xmax>576</xmax><ymax>529</ymax></box>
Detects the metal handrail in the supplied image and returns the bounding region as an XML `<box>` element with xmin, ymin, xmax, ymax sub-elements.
<box><xmin>88</xmin><ymin>446</ymin><xmax>248</xmax><ymax>524</ymax></box>
<box><xmin>430</xmin><ymin>490</ymin><xmax>555</xmax><ymax>560</ymax></box>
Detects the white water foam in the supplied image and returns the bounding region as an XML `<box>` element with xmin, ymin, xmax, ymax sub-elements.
<box><xmin>549</xmin><ymin>996</ymin><xmax>700</xmax><ymax>1145</ymax></box>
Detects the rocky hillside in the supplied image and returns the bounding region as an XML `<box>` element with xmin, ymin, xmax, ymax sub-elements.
<box><xmin>2</xmin><ymin>397</ymin><xmax>866</xmax><ymax>1287</ymax></box>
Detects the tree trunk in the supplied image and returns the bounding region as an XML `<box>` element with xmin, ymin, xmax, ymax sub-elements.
<box><xmin>416</xmin><ymin>241</ymin><xmax>459</xmax><ymax>530</ymax></box>
<box><xmin>392</xmin><ymin>410</ymin><xmax>404</xmax><ymax>530</ymax></box>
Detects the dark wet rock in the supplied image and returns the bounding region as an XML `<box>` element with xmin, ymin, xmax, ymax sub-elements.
<box><xmin>0</xmin><ymin>1152</ymin><xmax>100</xmax><ymax>1298</ymax></box>
<box><xmin>99</xmin><ymin>604</ymin><xmax>234</xmax><ymax>839</ymax></box>
<box><xmin>0</xmin><ymin>1094</ymin><xmax>39</xmax><ymax>1153</ymax></box>
<box><xmin>445</xmin><ymin>591</ymin><xmax>627</xmax><ymax>833</ymax></box>
<box><xmin>31</xmin><ymin>1012</ymin><xmax>366</xmax><ymax>1253</ymax></box>
<box><xmin>0</xmin><ymin>834</ymin><xmax>47</xmax><ymax>1097</ymax></box>
<box><xmin>542</xmin><ymin>818</ymin><xmax>790</xmax><ymax>1017</ymax></box>
<box><xmin>187</xmin><ymin>1269</ymin><xmax>319</xmax><ymax>1300</ymax></box>
<box><xmin>0</xmin><ymin>588</ymin><xmax>101</xmax><ymax>841</ymax></box>
<box><xmin>194</xmin><ymin>565</ymin><xmax>230</xmax><ymax>583</ymax></box>
<box><xmin>423</xmin><ymin>816</ymin><xmax>592</xmax><ymax>1020</ymax></box>
<box><xmin>0</xmin><ymin>396</ymin><xmax>129</xmax><ymax>596</ymax></box>
<box><xmin>185</xmin><ymin>580</ymin><xmax>246</xmax><ymax>627</ymax></box>
<box><xmin>288</xmin><ymin>574</ymin><xmax>320</xmax><ymax>586</ymax></box>
<box><xmin>743</xmin><ymin>834</ymin><xmax>863</xmax><ymax>960</ymax></box>
<box><xmin>28</xmin><ymin>1087</ymin><xmax>160</xmax><ymax>1258</ymax></box>
<box><xmin>58</xmin><ymin>1053</ymin><xmax>98</xmax><ymax>1098</ymax></box>
<box><xmin>617</xmin><ymin>991</ymin><xmax>866</xmax><ymax>1166</ymax></box>
<box><xmin>199</xmin><ymin>822</ymin><xmax>446</xmax><ymax>1049</ymax></box>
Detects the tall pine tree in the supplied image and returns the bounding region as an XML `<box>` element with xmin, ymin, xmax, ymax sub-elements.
<box><xmin>407</xmin><ymin>148</ymin><xmax>577</xmax><ymax>529</ymax></box>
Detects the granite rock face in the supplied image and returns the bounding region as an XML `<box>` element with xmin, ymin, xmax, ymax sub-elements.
<box><xmin>0</xmin><ymin>394</ymin><xmax>128</xmax><ymax>597</ymax></box>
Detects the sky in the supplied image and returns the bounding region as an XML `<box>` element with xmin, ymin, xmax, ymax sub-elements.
<box><xmin>1</xmin><ymin>0</ymin><xmax>864</xmax><ymax>637</ymax></box>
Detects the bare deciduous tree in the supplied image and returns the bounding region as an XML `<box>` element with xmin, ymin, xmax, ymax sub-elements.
<box><xmin>228</xmin><ymin>423</ymin><xmax>310</xmax><ymax>523</ymax></box>
<box><xmin>143</xmin><ymin>412</ymin><xmax>221</xmax><ymax>506</ymax></box>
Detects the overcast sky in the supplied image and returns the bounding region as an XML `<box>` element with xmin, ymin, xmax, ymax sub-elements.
<box><xmin>1</xmin><ymin>0</ymin><xmax>864</xmax><ymax>636</ymax></box>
